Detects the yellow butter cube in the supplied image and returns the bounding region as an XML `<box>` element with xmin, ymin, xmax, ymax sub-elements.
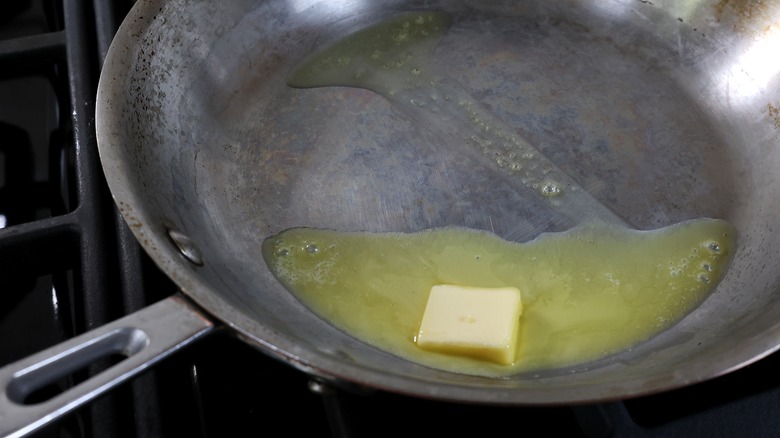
<box><xmin>416</xmin><ymin>284</ymin><xmax>523</xmax><ymax>365</ymax></box>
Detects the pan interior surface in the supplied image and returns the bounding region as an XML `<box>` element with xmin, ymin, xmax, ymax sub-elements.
<box><xmin>96</xmin><ymin>0</ymin><xmax>780</xmax><ymax>403</ymax></box>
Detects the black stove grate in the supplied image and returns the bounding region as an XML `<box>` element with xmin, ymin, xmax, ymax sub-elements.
<box><xmin>2</xmin><ymin>1</ymin><xmax>780</xmax><ymax>438</ymax></box>
<box><xmin>0</xmin><ymin>1</ymin><xmax>171</xmax><ymax>436</ymax></box>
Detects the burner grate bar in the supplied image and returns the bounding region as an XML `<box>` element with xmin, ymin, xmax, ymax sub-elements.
<box><xmin>0</xmin><ymin>215</ymin><xmax>79</xmax><ymax>278</ymax></box>
<box><xmin>0</xmin><ymin>31</ymin><xmax>65</xmax><ymax>73</ymax></box>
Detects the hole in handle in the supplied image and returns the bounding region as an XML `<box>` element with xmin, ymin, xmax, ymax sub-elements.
<box><xmin>6</xmin><ymin>327</ymin><xmax>149</xmax><ymax>405</ymax></box>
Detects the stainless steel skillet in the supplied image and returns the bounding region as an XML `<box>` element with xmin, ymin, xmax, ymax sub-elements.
<box><xmin>2</xmin><ymin>0</ymin><xmax>780</xmax><ymax>435</ymax></box>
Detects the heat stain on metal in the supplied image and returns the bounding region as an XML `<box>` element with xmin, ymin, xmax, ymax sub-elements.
<box><xmin>768</xmin><ymin>103</ymin><xmax>780</xmax><ymax>129</ymax></box>
<box><xmin>714</xmin><ymin>0</ymin><xmax>777</xmax><ymax>33</ymax></box>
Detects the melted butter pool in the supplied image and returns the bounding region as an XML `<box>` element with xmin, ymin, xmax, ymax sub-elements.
<box><xmin>277</xmin><ymin>12</ymin><xmax>737</xmax><ymax>376</ymax></box>
<box><xmin>263</xmin><ymin>220</ymin><xmax>735</xmax><ymax>377</ymax></box>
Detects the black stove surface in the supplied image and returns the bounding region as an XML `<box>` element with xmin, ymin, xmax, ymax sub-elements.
<box><xmin>2</xmin><ymin>1</ymin><xmax>780</xmax><ymax>437</ymax></box>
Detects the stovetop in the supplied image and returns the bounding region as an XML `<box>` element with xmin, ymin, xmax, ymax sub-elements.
<box><xmin>2</xmin><ymin>1</ymin><xmax>780</xmax><ymax>437</ymax></box>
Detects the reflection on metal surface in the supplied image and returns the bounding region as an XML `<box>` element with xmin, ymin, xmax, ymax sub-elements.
<box><xmin>288</xmin><ymin>0</ymin><xmax>369</xmax><ymax>15</ymax></box>
<box><xmin>587</xmin><ymin>0</ymin><xmax>635</xmax><ymax>20</ymax></box>
<box><xmin>723</xmin><ymin>24</ymin><xmax>780</xmax><ymax>100</ymax></box>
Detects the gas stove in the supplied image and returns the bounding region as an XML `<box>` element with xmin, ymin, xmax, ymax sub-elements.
<box><xmin>2</xmin><ymin>1</ymin><xmax>780</xmax><ymax>437</ymax></box>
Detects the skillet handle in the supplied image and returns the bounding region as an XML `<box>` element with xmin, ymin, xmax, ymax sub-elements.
<box><xmin>0</xmin><ymin>295</ymin><xmax>215</xmax><ymax>438</ymax></box>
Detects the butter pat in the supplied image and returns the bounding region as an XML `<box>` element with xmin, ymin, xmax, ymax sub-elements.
<box><xmin>416</xmin><ymin>284</ymin><xmax>523</xmax><ymax>365</ymax></box>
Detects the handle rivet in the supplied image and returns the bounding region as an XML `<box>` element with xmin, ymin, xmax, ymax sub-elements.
<box><xmin>167</xmin><ymin>229</ymin><xmax>204</xmax><ymax>266</ymax></box>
